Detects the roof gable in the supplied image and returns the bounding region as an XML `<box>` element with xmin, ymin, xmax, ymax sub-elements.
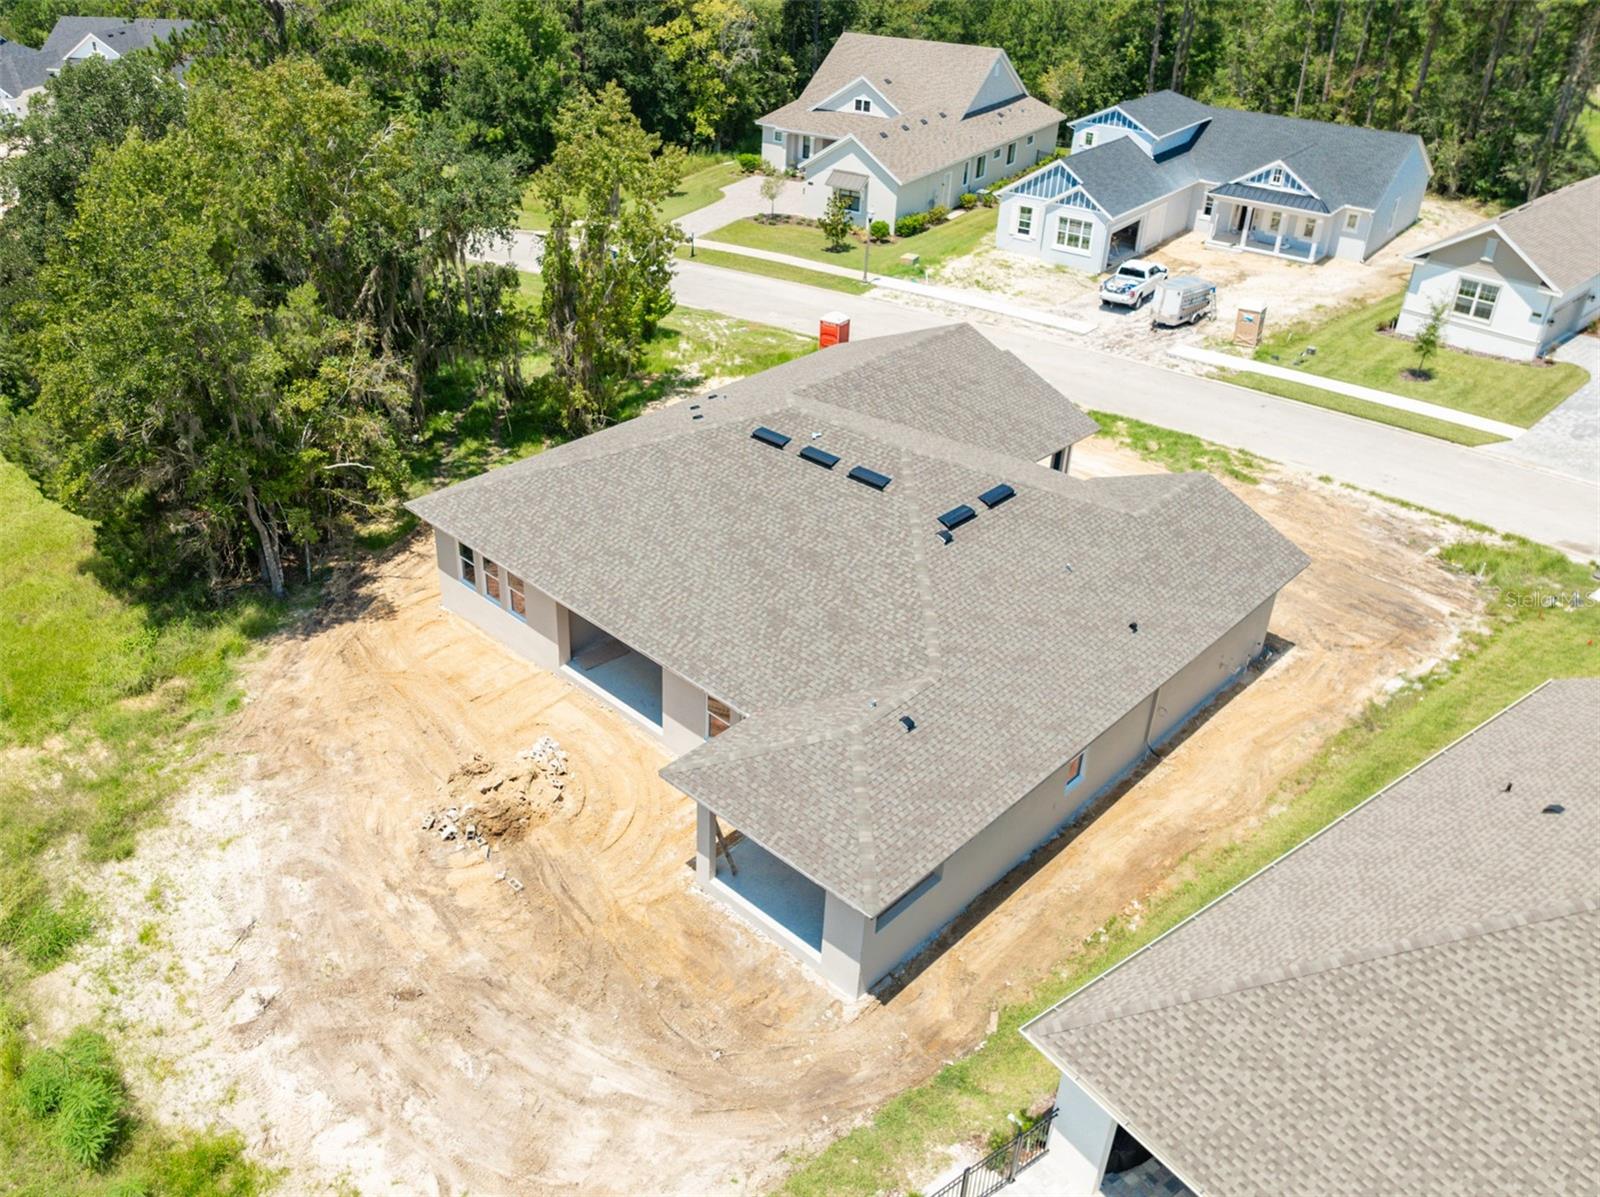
<box><xmin>1408</xmin><ymin>174</ymin><xmax>1600</xmax><ymax>295</ymax></box>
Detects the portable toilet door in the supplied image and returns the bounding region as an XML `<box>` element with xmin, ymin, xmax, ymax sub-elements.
<box><xmin>1233</xmin><ymin>300</ymin><xmax>1268</xmax><ymax>348</ymax></box>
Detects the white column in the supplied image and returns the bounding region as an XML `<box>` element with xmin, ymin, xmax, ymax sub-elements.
<box><xmin>694</xmin><ymin>804</ymin><xmax>715</xmax><ymax>883</ymax></box>
<box><xmin>1046</xmin><ymin>1071</ymin><xmax>1119</xmax><ymax>1197</ymax></box>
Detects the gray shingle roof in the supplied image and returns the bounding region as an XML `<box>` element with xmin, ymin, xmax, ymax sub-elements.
<box><xmin>1030</xmin><ymin>90</ymin><xmax>1427</xmax><ymax>217</ymax></box>
<box><xmin>408</xmin><ymin>325</ymin><xmax>1305</xmax><ymax>916</ymax></box>
<box><xmin>0</xmin><ymin>38</ymin><xmax>47</xmax><ymax>97</ymax></box>
<box><xmin>37</xmin><ymin>17</ymin><xmax>192</xmax><ymax>67</ymax></box>
<box><xmin>1115</xmin><ymin>90</ymin><xmax>1212</xmax><ymax>137</ymax></box>
<box><xmin>1024</xmin><ymin>677</ymin><xmax>1600</xmax><ymax>1197</ymax></box>
<box><xmin>758</xmin><ymin>32</ymin><xmax>1065</xmax><ymax>183</ymax></box>
<box><xmin>1411</xmin><ymin>173</ymin><xmax>1600</xmax><ymax>295</ymax></box>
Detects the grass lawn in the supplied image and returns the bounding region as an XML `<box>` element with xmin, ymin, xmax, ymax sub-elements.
<box><xmin>1213</xmin><ymin>370</ymin><xmax>1508</xmax><ymax>447</ymax></box>
<box><xmin>1088</xmin><ymin>410</ymin><xmax>1266</xmax><ymax>482</ymax></box>
<box><xmin>1247</xmin><ymin>294</ymin><xmax>1589</xmax><ymax>428</ymax></box>
<box><xmin>706</xmin><ymin>206</ymin><xmax>999</xmax><ymax>280</ymax></box>
<box><xmin>676</xmin><ymin>244</ymin><xmax>872</xmax><ymax>295</ymax></box>
<box><xmin>776</xmin><ymin>530</ymin><xmax>1600</xmax><ymax>1197</ymax></box>
<box><xmin>519</xmin><ymin>153</ymin><xmax>741</xmax><ymax>232</ymax></box>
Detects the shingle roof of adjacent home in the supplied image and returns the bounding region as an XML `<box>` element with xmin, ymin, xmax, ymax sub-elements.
<box><xmin>408</xmin><ymin>325</ymin><xmax>1306</xmax><ymax>917</ymax></box>
<box><xmin>0</xmin><ymin>38</ymin><xmax>48</xmax><ymax>96</ymax></box>
<box><xmin>758</xmin><ymin>32</ymin><xmax>1065</xmax><ymax>183</ymax></box>
<box><xmin>37</xmin><ymin>16</ymin><xmax>192</xmax><ymax>66</ymax></box>
<box><xmin>1408</xmin><ymin>173</ymin><xmax>1600</xmax><ymax>295</ymax></box>
<box><xmin>1006</xmin><ymin>90</ymin><xmax>1427</xmax><ymax>218</ymax></box>
<box><xmin>1023</xmin><ymin>677</ymin><xmax>1600</xmax><ymax>1197</ymax></box>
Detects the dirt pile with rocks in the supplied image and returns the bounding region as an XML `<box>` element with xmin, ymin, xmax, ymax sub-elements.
<box><xmin>425</xmin><ymin>736</ymin><xmax>573</xmax><ymax>843</ymax></box>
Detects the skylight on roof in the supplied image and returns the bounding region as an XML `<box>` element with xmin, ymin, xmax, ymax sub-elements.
<box><xmin>847</xmin><ymin>466</ymin><xmax>892</xmax><ymax>491</ymax></box>
<box><xmin>751</xmin><ymin>426</ymin><xmax>791</xmax><ymax>450</ymax></box>
<box><xmin>979</xmin><ymin>483</ymin><xmax>1016</xmax><ymax>509</ymax></box>
<box><xmin>938</xmin><ymin>505</ymin><xmax>976</xmax><ymax>531</ymax></box>
<box><xmin>799</xmin><ymin>446</ymin><xmax>840</xmax><ymax>470</ymax></box>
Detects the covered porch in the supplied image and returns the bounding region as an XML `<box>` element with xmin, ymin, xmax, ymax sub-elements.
<box><xmin>779</xmin><ymin>129</ymin><xmax>836</xmax><ymax>171</ymax></box>
<box><xmin>698</xmin><ymin>808</ymin><xmax>827</xmax><ymax>959</ymax></box>
<box><xmin>1204</xmin><ymin>185</ymin><xmax>1329</xmax><ymax>264</ymax></box>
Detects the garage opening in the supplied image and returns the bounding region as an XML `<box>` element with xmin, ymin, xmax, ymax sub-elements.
<box><xmin>564</xmin><ymin>611</ymin><xmax>663</xmax><ymax>729</ymax></box>
<box><xmin>713</xmin><ymin>825</ymin><xmax>826</xmax><ymax>955</ymax></box>
<box><xmin>1108</xmin><ymin>220</ymin><xmax>1140</xmax><ymax>263</ymax></box>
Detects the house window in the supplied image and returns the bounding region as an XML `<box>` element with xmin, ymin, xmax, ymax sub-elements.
<box><xmin>1063</xmin><ymin>751</ymin><xmax>1085</xmax><ymax>791</ymax></box>
<box><xmin>1302</xmin><ymin>217</ymin><xmax>1317</xmax><ymax>239</ymax></box>
<box><xmin>1016</xmin><ymin>204</ymin><xmax>1034</xmax><ymax>236</ymax></box>
<box><xmin>962</xmin><ymin>161</ymin><xmax>970</xmax><ymax>186</ymax></box>
<box><xmin>1202</xmin><ymin>196</ymin><xmax>1214</xmax><ymax>217</ymax></box>
<box><xmin>707</xmin><ymin>696</ymin><xmax>732</xmax><ymax>738</ymax></box>
<box><xmin>974</xmin><ymin>155</ymin><xmax>986</xmax><ymax>180</ymax></box>
<box><xmin>875</xmin><ymin>868</ymin><xmax>942</xmax><ymax>932</ymax></box>
<box><xmin>1267</xmin><ymin>211</ymin><xmax>1282</xmax><ymax>233</ymax></box>
<box><xmin>1057</xmin><ymin>217</ymin><xmax>1092</xmax><ymax>251</ymax></box>
<box><xmin>1344</xmin><ymin>211</ymin><xmax>1359</xmax><ymax>232</ymax></box>
<box><xmin>800</xmin><ymin>135</ymin><xmax>813</xmax><ymax>159</ymax></box>
<box><xmin>457</xmin><ymin>543</ymin><xmax>476</xmax><ymax>587</ymax></box>
<box><xmin>508</xmin><ymin>573</ymin><xmax>527</xmax><ymax>620</ymax></box>
<box><xmin>1026</xmin><ymin>134</ymin><xmax>1034</xmax><ymax>145</ymax></box>
<box><xmin>1081</xmin><ymin>130</ymin><xmax>1096</xmax><ymax>148</ymax></box>
<box><xmin>483</xmin><ymin>558</ymin><xmax>503</xmax><ymax>604</ymax></box>
<box><xmin>854</xmin><ymin>97</ymin><xmax>873</xmax><ymax>113</ymax></box>
<box><xmin>772</xmin><ymin>128</ymin><xmax>782</xmax><ymax>143</ymax></box>
<box><xmin>1270</xmin><ymin>167</ymin><xmax>1284</xmax><ymax>185</ymax></box>
<box><xmin>1006</xmin><ymin>142</ymin><xmax>1016</xmax><ymax>166</ymax></box>
<box><xmin>836</xmin><ymin>187</ymin><xmax>861</xmax><ymax>214</ymax></box>
<box><xmin>1453</xmin><ymin>278</ymin><xmax>1500</xmax><ymax>321</ymax></box>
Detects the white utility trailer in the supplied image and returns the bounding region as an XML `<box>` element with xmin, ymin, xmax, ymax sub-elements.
<box><xmin>1150</xmin><ymin>276</ymin><xmax>1217</xmax><ymax>328</ymax></box>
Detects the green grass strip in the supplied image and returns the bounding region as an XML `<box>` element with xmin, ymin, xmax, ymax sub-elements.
<box><xmin>1214</xmin><ymin>370</ymin><xmax>1507</xmax><ymax>447</ymax></box>
<box><xmin>677</xmin><ymin>245</ymin><xmax>872</xmax><ymax>295</ymax></box>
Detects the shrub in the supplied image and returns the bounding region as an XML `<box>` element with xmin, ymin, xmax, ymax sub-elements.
<box><xmin>894</xmin><ymin>212</ymin><xmax>929</xmax><ymax>237</ymax></box>
<box><xmin>17</xmin><ymin>1029</ymin><xmax>126</xmax><ymax>1169</ymax></box>
<box><xmin>735</xmin><ymin>153</ymin><xmax>764</xmax><ymax>174</ymax></box>
<box><xmin>927</xmin><ymin>204</ymin><xmax>949</xmax><ymax>225</ymax></box>
<box><xmin>959</xmin><ymin>191</ymin><xmax>978</xmax><ymax>209</ymax></box>
<box><xmin>0</xmin><ymin>875</ymin><xmax>94</xmax><ymax>971</ymax></box>
<box><xmin>978</xmin><ymin>190</ymin><xmax>998</xmax><ymax>208</ymax></box>
<box><xmin>869</xmin><ymin>219</ymin><xmax>890</xmax><ymax>242</ymax></box>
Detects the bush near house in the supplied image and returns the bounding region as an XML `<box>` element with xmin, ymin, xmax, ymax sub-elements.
<box><xmin>735</xmin><ymin>152</ymin><xmax>765</xmax><ymax>174</ymax></box>
<box><xmin>895</xmin><ymin>212</ymin><xmax>929</xmax><ymax>238</ymax></box>
<box><xmin>869</xmin><ymin>219</ymin><xmax>890</xmax><ymax>242</ymax></box>
<box><xmin>958</xmin><ymin>192</ymin><xmax>978</xmax><ymax>209</ymax></box>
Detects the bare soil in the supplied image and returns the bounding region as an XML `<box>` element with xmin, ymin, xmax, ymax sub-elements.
<box><xmin>34</xmin><ymin>445</ymin><xmax>1479</xmax><ymax>1196</ymax></box>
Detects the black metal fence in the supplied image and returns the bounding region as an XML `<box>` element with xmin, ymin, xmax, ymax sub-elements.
<box><xmin>927</xmin><ymin>1108</ymin><xmax>1057</xmax><ymax>1197</ymax></box>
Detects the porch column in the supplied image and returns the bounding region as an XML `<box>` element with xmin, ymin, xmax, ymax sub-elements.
<box><xmin>1241</xmin><ymin>205</ymin><xmax>1252</xmax><ymax>247</ymax></box>
<box><xmin>694</xmin><ymin>804</ymin><xmax>715</xmax><ymax>883</ymax></box>
<box><xmin>1273</xmin><ymin>212</ymin><xmax>1284</xmax><ymax>255</ymax></box>
<box><xmin>1047</xmin><ymin>1071</ymin><xmax>1119</xmax><ymax>1197</ymax></box>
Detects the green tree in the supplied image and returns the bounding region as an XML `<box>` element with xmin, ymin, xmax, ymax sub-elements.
<box><xmin>534</xmin><ymin>82</ymin><xmax>684</xmax><ymax>433</ymax></box>
<box><xmin>1411</xmin><ymin>299</ymin><xmax>1445</xmax><ymax>379</ymax></box>
<box><xmin>647</xmin><ymin>0</ymin><xmax>762</xmax><ymax>146</ymax></box>
<box><xmin>818</xmin><ymin>189</ymin><xmax>853</xmax><ymax>251</ymax></box>
<box><xmin>759</xmin><ymin>169</ymin><xmax>786</xmax><ymax>219</ymax></box>
<box><xmin>447</xmin><ymin>0</ymin><xmax>569</xmax><ymax>162</ymax></box>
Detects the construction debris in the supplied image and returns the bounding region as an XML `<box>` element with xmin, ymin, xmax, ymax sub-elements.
<box><xmin>421</xmin><ymin>738</ymin><xmax>574</xmax><ymax>849</ymax></box>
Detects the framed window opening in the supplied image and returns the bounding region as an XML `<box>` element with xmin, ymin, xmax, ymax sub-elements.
<box><xmin>962</xmin><ymin>161</ymin><xmax>970</xmax><ymax>186</ymax></box>
<box><xmin>1267</xmin><ymin>211</ymin><xmax>1282</xmax><ymax>234</ymax></box>
<box><xmin>836</xmin><ymin>187</ymin><xmax>861</xmax><ymax>214</ymax></box>
<box><xmin>508</xmin><ymin>573</ymin><xmax>527</xmax><ymax>620</ymax></box>
<box><xmin>1302</xmin><ymin>217</ymin><xmax>1317</xmax><ymax>239</ymax></box>
<box><xmin>771</xmin><ymin>128</ymin><xmax>782</xmax><ymax>143</ymax></box>
<box><xmin>458</xmin><ymin>543</ymin><xmax>477</xmax><ymax>588</ymax></box>
<box><xmin>483</xmin><ymin>558</ymin><xmax>503</xmax><ymax>605</ymax></box>
<box><xmin>707</xmin><ymin>696</ymin><xmax>732</xmax><ymax>738</ymax></box>
<box><xmin>1005</xmin><ymin>142</ymin><xmax>1016</xmax><ymax>166</ymax></box>
<box><xmin>800</xmin><ymin>135</ymin><xmax>813</xmax><ymax>159</ymax></box>
<box><xmin>1344</xmin><ymin>211</ymin><xmax>1359</xmax><ymax>231</ymax></box>
<box><xmin>1063</xmin><ymin>751</ymin><xmax>1086</xmax><ymax>791</ymax></box>
<box><xmin>1015</xmin><ymin>204</ymin><xmax>1034</xmax><ymax>236</ymax></box>
<box><xmin>1056</xmin><ymin>216</ymin><xmax>1092</xmax><ymax>251</ymax></box>
<box><xmin>974</xmin><ymin>154</ymin><xmax>986</xmax><ymax>180</ymax></box>
<box><xmin>853</xmin><ymin>97</ymin><xmax>872</xmax><ymax>113</ymax></box>
<box><xmin>1269</xmin><ymin>167</ymin><xmax>1284</xmax><ymax>185</ymax></box>
<box><xmin>1453</xmin><ymin>277</ymin><xmax>1500</xmax><ymax>321</ymax></box>
<box><xmin>1081</xmin><ymin>130</ymin><xmax>1095</xmax><ymax>148</ymax></box>
<box><xmin>1202</xmin><ymin>195</ymin><xmax>1214</xmax><ymax>217</ymax></box>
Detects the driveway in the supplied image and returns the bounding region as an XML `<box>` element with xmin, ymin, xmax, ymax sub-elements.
<box><xmin>676</xmin><ymin>173</ymin><xmax>808</xmax><ymax>239</ymax></box>
<box><xmin>1482</xmin><ymin>336</ymin><xmax>1600</xmax><ymax>484</ymax></box>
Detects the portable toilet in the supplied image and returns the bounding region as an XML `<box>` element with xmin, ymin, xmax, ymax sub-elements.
<box><xmin>1233</xmin><ymin>299</ymin><xmax>1268</xmax><ymax>348</ymax></box>
<box><xmin>819</xmin><ymin>311</ymin><xmax>851</xmax><ymax>348</ymax></box>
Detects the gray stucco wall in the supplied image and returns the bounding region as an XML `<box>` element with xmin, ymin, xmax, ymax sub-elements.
<box><xmin>1363</xmin><ymin>142</ymin><xmax>1430</xmax><ymax>257</ymax></box>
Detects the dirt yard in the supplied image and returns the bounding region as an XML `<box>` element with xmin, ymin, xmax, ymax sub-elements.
<box><xmin>34</xmin><ymin>445</ymin><xmax>1480</xmax><ymax>1196</ymax></box>
<box><xmin>921</xmin><ymin>198</ymin><xmax>1490</xmax><ymax>363</ymax></box>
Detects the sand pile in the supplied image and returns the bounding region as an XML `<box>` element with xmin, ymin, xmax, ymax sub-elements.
<box><xmin>424</xmin><ymin>736</ymin><xmax>572</xmax><ymax>843</ymax></box>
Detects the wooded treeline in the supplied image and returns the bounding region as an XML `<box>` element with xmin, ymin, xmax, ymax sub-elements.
<box><xmin>2</xmin><ymin>0</ymin><xmax>1597</xmax><ymax>600</ymax></box>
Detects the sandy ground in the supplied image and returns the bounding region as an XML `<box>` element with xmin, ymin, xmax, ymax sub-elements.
<box><xmin>33</xmin><ymin>444</ymin><xmax>1480</xmax><ymax>1196</ymax></box>
<box><xmin>921</xmin><ymin>198</ymin><xmax>1489</xmax><ymax>363</ymax></box>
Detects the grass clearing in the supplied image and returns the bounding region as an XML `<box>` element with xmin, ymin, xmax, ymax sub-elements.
<box><xmin>676</xmin><ymin>244</ymin><xmax>872</xmax><ymax>294</ymax></box>
<box><xmin>1249</xmin><ymin>294</ymin><xmax>1588</xmax><ymax>427</ymax></box>
<box><xmin>777</xmin><ymin>531</ymin><xmax>1600</xmax><ymax>1197</ymax></box>
<box><xmin>1213</xmin><ymin>369</ymin><xmax>1508</xmax><ymax>447</ymax></box>
<box><xmin>706</xmin><ymin>206</ymin><xmax>999</xmax><ymax>280</ymax></box>
<box><xmin>1087</xmin><ymin>410</ymin><xmax>1265</xmax><ymax>482</ymax></box>
<box><xmin>519</xmin><ymin>154</ymin><xmax>740</xmax><ymax>231</ymax></box>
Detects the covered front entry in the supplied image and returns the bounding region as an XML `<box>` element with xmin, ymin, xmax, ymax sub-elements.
<box><xmin>1206</xmin><ymin>197</ymin><xmax>1325</xmax><ymax>262</ymax></box>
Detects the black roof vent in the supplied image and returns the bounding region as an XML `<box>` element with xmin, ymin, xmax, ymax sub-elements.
<box><xmin>1503</xmin><ymin>782</ymin><xmax>1513</xmax><ymax>793</ymax></box>
<box><xmin>752</xmin><ymin>426</ymin><xmax>791</xmax><ymax>450</ymax></box>
<box><xmin>1129</xmin><ymin>621</ymin><xmax>1139</xmax><ymax>633</ymax></box>
<box><xmin>900</xmin><ymin>123</ymin><xmax>910</xmax><ymax>131</ymax></box>
<box><xmin>899</xmin><ymin>715</ymin><xmax>916</xmax><ymax>732</ymax></box>
<box><xmin>938</xmin><ymin>504</ymin><xmax>977</xmax><ymax>531</ymax></box>
<box><xmin>936</xmin><ymin>529</ymin><xmax>953</xmax><ymax>545</ymax></box>
<box><xmin>689</xmin><ymin>404</ymin><xmax>700</xmax><ymax>410</ymax></box>
<box><xmin>979</xmin><ymin>483</ymin><xmax>1016</xmax><ymax>509</ymax></box>
<box><xmin>848</xmin><ymin>465</ymin><xmax>892</xmax><ymax>491</ymax></box>
<box><xmin>1543</xmin><ymin>803</ymin><xmax>1565</xmax><ymax>815</ymax></box>
<box><xmin>692</xmin><ymin>413</ymin><xmax>704</xmax><ymax>420</ymax></box>
<box><xmin>919</xmin><ymin>117</ymin><xmax>928</xmax><ymax>125</ymax></box>
<box><xmin>879</xmin><ymin>130</ymin><xmax>889</xmax><ymax>139</ymax></box>
<box><xmin>799</xmin><ymin>445</ymin><xmax>840</xmax><ymax>470</ymax></box>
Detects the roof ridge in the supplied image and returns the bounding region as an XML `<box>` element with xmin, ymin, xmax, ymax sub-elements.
<box><xmin>1050</xmin><ymin>894</ymin><xmax>1598</xmax><ymax>1034</ymax></box>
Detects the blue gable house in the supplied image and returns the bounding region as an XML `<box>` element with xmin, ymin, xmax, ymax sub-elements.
<box><xmin>994</xmin><ymin>90</ymin><xmax>1431</xmax><ymax>274</ymax></box>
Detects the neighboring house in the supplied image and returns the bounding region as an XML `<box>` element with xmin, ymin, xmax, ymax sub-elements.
<box><xmin>0</xmin><ymin>17</ymin><xmax>190</xmax><ymax>119</ymax></box>
<box><xmin>1396</xmin><ymin>174</ymin><xmax>1600</xmax><ymax>361</ymax></box>
<box><xmin>1019</xmin><ymin>677</ymin><xmax>1598</xmax><ymax>1197</ymax></box>
<box><xmin>407</xmin><ymin>324</ymin><xmax>1307</xmax><ymax>999</ymax></box>
<box><xmin>756</xmin><ymin>32</ymin><xmax>1064</xmax><ymax>227</ymax></box>
<box><xmin>995</xmin><ymin>89</ymin><xmax>1430</xmax><ymax>273</ymax></box>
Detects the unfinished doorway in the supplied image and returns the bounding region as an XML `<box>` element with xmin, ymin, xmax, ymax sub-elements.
<box><xmin>713</xmin><ymin>827</ymin><xmax>826</xmax><ymax>956</ymax></box>
<box><xmin>1108</xmin><ymin>220</ymin><xmax>1140</xmax><ymax>262</ymax></box>
<box><xmin>564</xmin><ymin>611</ymin><xmax>663</xmax><ymax>729</ymax></box>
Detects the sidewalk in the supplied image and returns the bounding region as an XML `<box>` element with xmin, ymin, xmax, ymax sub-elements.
<box><xmin>1167</xmin><ymin>345</ymin><xmax>1526</xmax><ymax>440</ymax></box>
<box><xmin>691</xmin><ymin>237</ymin><xmax>1096</xmax><ymax>336</ymax></box>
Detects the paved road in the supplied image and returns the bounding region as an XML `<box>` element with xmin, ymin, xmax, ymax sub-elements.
<box><xmin>674</xmin><ymin>261</ymin><xmax>1600</xmax><ymax>559</ymax></box>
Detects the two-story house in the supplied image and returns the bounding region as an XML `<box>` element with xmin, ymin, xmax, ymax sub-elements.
<box><xmin>756</xmin><ymin>32</ymin><xmax>1064</xmax><ymax>228</ymax></box>
<box><xmin>994</xmin><ymin>90</ymin><xmax>1430</xmax><ymax>274</ymax></box>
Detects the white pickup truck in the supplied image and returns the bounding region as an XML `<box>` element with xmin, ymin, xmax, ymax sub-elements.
<box><xmin>1099</xmin><ymin>259</ymin><xmax>1168</xmax><ymax>308</ymax></box>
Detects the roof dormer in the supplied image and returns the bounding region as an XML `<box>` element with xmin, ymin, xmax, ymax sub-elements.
<box><xmin>811</xmin><ymin>76</ymin><xmax>899</xmax><ymax>119</ymax></box>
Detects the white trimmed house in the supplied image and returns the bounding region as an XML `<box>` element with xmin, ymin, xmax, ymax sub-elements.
<box><xmin>994</xmin><ymin>90</ymin><xmax>1430</xmax><ymax>274</ymax></box>
<box><xmin>756</xmin><ymin>32</ymin><xmax>1063</xmax><ymax>227</ymax></box>
<box><xmin>1396</xmin><ymin>174</ymin><xmax>1600</xmax><ymax>361</ymax></box>
<box><xmin>0</xmin><ymin>17</ymin><xmax>189</xmax><ymax>119</ymax></box>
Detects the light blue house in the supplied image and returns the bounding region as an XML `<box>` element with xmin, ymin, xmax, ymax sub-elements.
<box><xmin>994</xmin><ymin>90</ymin><xmax>1431</xmax><ymax>274</ymax></box>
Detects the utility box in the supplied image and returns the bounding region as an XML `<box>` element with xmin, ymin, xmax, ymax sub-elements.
<box><xmin>820</xmin><ymin>311</ymin><xmax>851</xmax><ymax>348</ymax></box>
<box><xmin>1233</xmin><ymin>300</ymin><xmax>1268</xmax><ymax>348</ymax></box>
